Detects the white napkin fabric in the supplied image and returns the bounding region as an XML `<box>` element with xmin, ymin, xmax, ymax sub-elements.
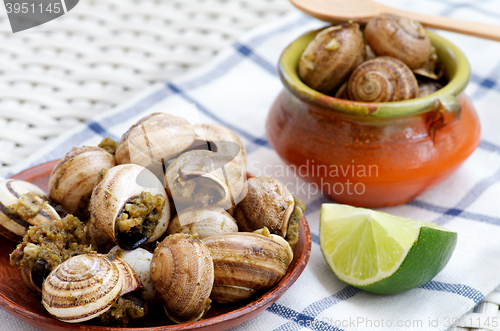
<box><xmin>4</xmin><ymin>1</ymin><xmax>500</xmax><ymax>330</ymax></box>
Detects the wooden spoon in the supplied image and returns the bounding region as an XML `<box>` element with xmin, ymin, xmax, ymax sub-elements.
<box><xmin>291</xmin><ymin>0</ymin><xmax>500</xmax><ymax>42</ymax></box>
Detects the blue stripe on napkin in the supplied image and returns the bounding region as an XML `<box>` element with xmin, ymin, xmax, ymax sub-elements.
<box><xmin>420</xmin><ymin>281</ymin><xmax>484</xmax><ymax>303</ymax></box>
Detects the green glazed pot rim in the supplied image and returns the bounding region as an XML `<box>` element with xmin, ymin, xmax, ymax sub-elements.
<box><xmin>278</xmin><ymin>29</ymin><xmax>470</xmax><ymax>118</ymax></box>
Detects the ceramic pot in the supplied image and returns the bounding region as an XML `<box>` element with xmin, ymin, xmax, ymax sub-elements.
<box><xmin>266</xmin><ymin>30</ymin><xmax>480</xmax><ymax>208</ymax></box>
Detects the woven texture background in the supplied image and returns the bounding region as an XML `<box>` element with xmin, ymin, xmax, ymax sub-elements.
<box><xmin>0</xmin><ymin>0</ymin><xmax>293</xmax><ymax>178</ymax></box>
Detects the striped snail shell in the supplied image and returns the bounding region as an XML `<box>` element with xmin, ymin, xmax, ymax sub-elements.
<box><xmin>42</xmin><ymin>254</ymin><xmax>142</xmax><ymax>323</ymax></box>
<box><xmin>334</xmin><ymin>82</ymin><xmax>349</xmax><ymax>100</ymax></box>
<box><xmin>193</xmin><ymin>123</ymin><xmax>247</xmax><ymax>171</ymax></box>
<box><xmin>0</xmin><ymin>179</ymin><xmax>60</xmax><ymax>242</ymax></box>
<box><xmin>115</xmin><ymin>112</ymin><xmax>196</xmax><ymax>167</ymax></box>
<box><xmin>234</xmin><ymin>176</ymin><xmax>295</xmax><ymax>238</ymax></box>
<box><xmin>347</xmin><ymin>57</ymin><xmax>418</xmax><ymax>102</ymax></box>
<box><xmin>365</xmin><ymin>13</ymin><xmax>433</xmax><ymax>70</ymax></box>
<box><xmin>167</xmin><ymin>205</ymin><xmax>238</xmax><ymax>239</ymax></box>
<box><xmin>150</xmin><ymin>234</ymin><xmax>214</xmax><ymax>323</ymax></box>
<box><xmin>48</xmin><ymin>146</ymin><xmax>116</xmax><ymax>219</ymax></box>
<box><xmin>202</xmin><ymin>231</ymin><xmax>293</xmax><ymax>304</ymax></box>
<box><xmin>298</xmin><ymin>23</ymin><xmax>365</xmax><ymax>93</ymax></box>
<box><xmin>109</xmin><ymin>246</ymin><xmax>159</xmax><ymax>303</ymax></box>
<box><xmin>418</xmin><ymin>81</ymin><xmax>442</xmax><ymax>98</ymax></box>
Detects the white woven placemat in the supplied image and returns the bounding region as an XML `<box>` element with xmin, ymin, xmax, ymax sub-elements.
<box><xmin>0</xmin><ymin>0</ymin><xmax>293</xmax><ymax>178</ymax></box>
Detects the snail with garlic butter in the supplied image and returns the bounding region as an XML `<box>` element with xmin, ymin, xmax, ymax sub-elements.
<box><xmin>298</xmin><ymin>22</ymin><xmax>365</xmax><ymax>94</ymax></box>
<box><xmin>364</xmin><ymin>13</ymin><xmax>434</xmax><ymax>70</ymax></box>
<box><xmin>194</xmin><ymin>123</ymin><xmax>247</xmax><ymax>171</ymax></box>
<box><xmin>202</xmin><ymin>229</ymin><xmax>293</xmax><ymax>304</ymax></box>
<box><xmin>298</xmin><ymin>14</ymin><xmax>444</xmax><ymax>101</ymax></box>
<box><xmin>167</xmin><ymin>205</ymin><xmax>238</xmax><ymax>239</ymax></box>
<box><xmin>90</xmin><ymin>164</ymin><xmax>171</xmax><ymax>250</ymax></box>
<box><xmin>48</xmin><ymin>146</ymin><xmax>116</xmax><ymax>219</ymax></box>
<box><xmin>42</xmin><ymin>253</ymin><xmax>146</xmax><ymax>325</ymax></box>
<box><xmin>0</xmin><ymin>179</ymin><xmax>61</xmax><ymax>242</ymax></box>
<box><xmin>150</xmin><ymin>233</ymin><xmax>214</xmax><ymax>323</ymax></box>
<box><xmin>165</xmin><ymin>150</ymin><xmax>246</xmax><ymax>211</ymax></box>
<box><xmin>115</xmin><ymin>112</ymin><xmax>197</xmax><ymax>167</ymax></box>
<box><xmin>10</xmin><ymin>215</ymin><xmax>94</xmax><ymax>293</ymax></box>
<box><xmin>347</xmin><ymin>56</ymin><xmax>418</xmax><ymax>102</ymax></box>
<box><xmin>8</xmin><ymin>112</ymin><xmax>305</xmax><ymax>327</ymax></box>
<box><xmin>234</xmin><ymin>176</ymin><xmax>304</xmax><ymax>247</ymax></box>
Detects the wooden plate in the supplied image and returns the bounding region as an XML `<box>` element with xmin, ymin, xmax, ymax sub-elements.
<box><xmin>0</xmin><ymin>160</ymin><xmax>312</xmax><ymax>331</ymax></box>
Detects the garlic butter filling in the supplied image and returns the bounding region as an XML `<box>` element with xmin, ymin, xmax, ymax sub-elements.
<box><xmin>115</xmin><ymin>191</ymin><xmax>166</xmax><ymax>250</ymax></box>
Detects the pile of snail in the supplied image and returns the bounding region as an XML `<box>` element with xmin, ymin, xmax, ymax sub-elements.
<box><xmin>299</xmin><ymin>13</ymin><xmax>444</xmax><ymax>102</ymax></box>
<box><xmin>3</xmin><ymin>112</ymin><xmax>305</xmax><ymax>326</ymax></box>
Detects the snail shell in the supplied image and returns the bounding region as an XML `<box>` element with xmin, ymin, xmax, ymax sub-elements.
<box><xmin>109</xmin><ymin>254</ymin><xmax>143</xmax><ymax>295</ymax></box>
<box><xmin>0</xmin><ymin>179</ymin><xmax>60</xmax><ymax>242</ymax></box>
<box><xmin>334</xmin><ymin>82</ymin><xmax>349</xmax><ymax>100</ymax></box>
<box><xmin>202</xmin><ymin>231</ymin><xmax>293</xmax><ymax>304</ymax></box>
<box><xmin>167</xmin><ymin>205</ymin><xmax>238</xmax><ymax>239</ymax></box>
<box><xmin>234</xmin><ymin>176</ymin><xmax>294</xmax><ymax>238</ymax></box>
<box><xmin>418</xmin><ymin>81</ymin><xmax>442</xmax><ymax>97</ymax></box>
<box><xmin>165</xmin><ymin>150</ymin><xmax>246</xmax><ymax>210</ymax></box>
<box><xmin>150</xmin><ymin>233</ymin><xmax>214</xmax><ymax>323</ymax></box>
<box><xmin>413</xmin><ymin>48</ymin><xmax>442</xmax><ymax>80</ymax></box>
<box><xmin>42</xmin><ymin>254</ymin><xmax>142</xmax><ymax>323</ymax></box>
<box><xmin>298</xmin><ymin>23</ymin><xmax>365</xmax><ymax>93</ymax></box>
<box><xmin>115</xmin><ymin>113</ymin><xmax>196</xmax><ymax>167</ymax></box>
<box><xmin>109</xmin><ymin>246</ymin><xmax>158</xmax><ymax>303</ymax></box>
<box><xmin>194</xmin><ymin>123</ymin><xmax>247</xmax><ymax>170</ymax></box>
<box><xmin>364</xmin><ymin>13</ymin><xmax>433</xmax><ymax>70</ymax></box>
<box><xmin>347</xmin><ymin>56</ymin><xmax>418</xmax><ymax>102</ymax></box>
<box><xmin>48</xmin><ymin>146</ymin><xmax>116</xmax><ymax>218</ymax></box>
<box><xmin>90</xmin><ymin>164</ymin><xmax>170</xmax><ymax>250</ymax></box>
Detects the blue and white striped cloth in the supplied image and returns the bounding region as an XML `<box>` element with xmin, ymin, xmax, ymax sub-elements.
<box><xmin>5</xmin><ymin>1</ymin><xmax>500</xmax><ymax>330</ymax></box>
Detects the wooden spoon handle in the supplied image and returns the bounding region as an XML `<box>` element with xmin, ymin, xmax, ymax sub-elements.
<box><xmin>391</xmin><ymin>8</ymin><xmax>500</xmax><ymax>42</ymax></box>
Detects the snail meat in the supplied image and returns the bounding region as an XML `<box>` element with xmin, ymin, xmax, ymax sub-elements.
<box><xmin>115</xmin><ymin>191</ymin><xmax>166</xmax><ymax>248</ymax></box>
<box><xmin>90</xmin><ymin>164</ymin><xmax>170</xmax><ymax>250</ymax></box>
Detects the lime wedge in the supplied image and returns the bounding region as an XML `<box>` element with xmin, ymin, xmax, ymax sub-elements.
<box><xmin>319</xmin><ymin>204</ymin><xmax>457</xmax><ymax>294</ymax></box>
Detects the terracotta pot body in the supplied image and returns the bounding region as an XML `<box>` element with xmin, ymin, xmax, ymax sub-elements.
<box><xmin>266</xmin><ymin>30</ymin><xmax>481</xmax><ymax>208</ymax></box>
